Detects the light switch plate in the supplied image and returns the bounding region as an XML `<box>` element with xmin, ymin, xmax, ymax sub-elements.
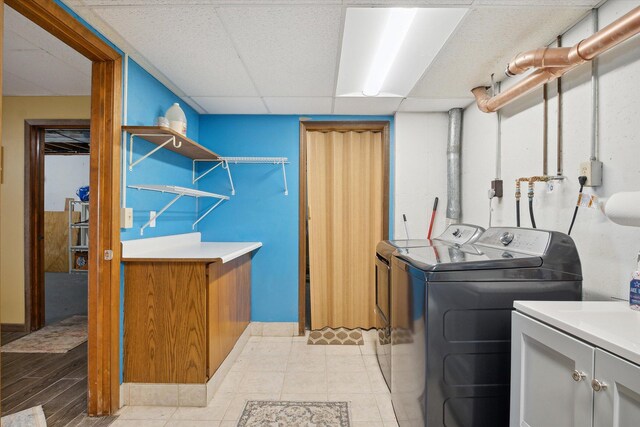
<box><xmin>121</xmin><ymin>207</ymin><xmax>133</xmax><ymax>229</ymax></box>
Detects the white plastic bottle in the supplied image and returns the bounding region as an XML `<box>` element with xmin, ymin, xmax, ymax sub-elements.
<box><xmin>165</xmin><ymin>103</ymin><xmax>187</xmax><ymax>136</ymax></box>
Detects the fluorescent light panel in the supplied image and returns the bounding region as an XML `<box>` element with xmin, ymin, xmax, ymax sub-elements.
<box><xmin>363</xmin><ymin>9</ymin><xmax>417</xmax><ymax>97</ymax></box>
<box><xmin>336</xmin><ymin>7</ymin><xmax>468</xmax><ymax>98</ymax></box>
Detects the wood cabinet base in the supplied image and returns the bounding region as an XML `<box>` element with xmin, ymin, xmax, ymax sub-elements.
<box><xmin>124</xmin><ymin>254</ymin><xmax>251</xmax><ymax>384</ymax></box>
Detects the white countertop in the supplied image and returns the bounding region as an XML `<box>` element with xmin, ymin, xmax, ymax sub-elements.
<box><xmin>515</xmin><ymin>300</ymin><xmax>640</xmax><ymax>365</ymax></box>
<box><xmin>121</xmin><ymin>232</ymin><xmax>261</xmax><ymax>264</ymax></box>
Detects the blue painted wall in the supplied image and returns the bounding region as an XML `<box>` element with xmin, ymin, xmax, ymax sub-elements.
<box><xmin>121</xmin><ymin>59</ymin><xmax>201</xmax><ymax>241</ymax></box>
<box><xmin>197</xmin><ymin>115</ymin><xmax>394</xmax><ymax>322</ymax></box>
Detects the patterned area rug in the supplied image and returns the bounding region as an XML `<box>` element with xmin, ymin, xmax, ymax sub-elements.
<box><xmin>1</xmin><ymin>405</ymin><xmax>47</xmax><ymax>426</ymax></box>
<box><xmin>307</xmin><ymin>327</ymin><xmax>363</xmax><ymax>345</ymax></box>
<box><xmin>238</xmin><ymin>401</ymin><xmax>350</xmax><ymax>427</ymax></box>
<box><xmin>1</xmin><ymin>315</ymin><xmax>87</xmax><ymax>353</ymax></box>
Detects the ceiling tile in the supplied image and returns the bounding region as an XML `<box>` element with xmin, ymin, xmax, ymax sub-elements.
<box><xmin>3</xmin><ymin>71</ymin><xmax>56</xmax><ymax>96</ymax></box>
<box><xmin>409</xmin><ymin>6</ymin><xmax>591</xmax><ymax>98</ymax></box>
<box><xmin>398</xmin><ymin>97</ymin><xmax>474</xmax><ymax>112</ymax></box>
<box><xmin>4</xmin><ymin>6</ymin><xmax>91</xmax><ymax>77</ymax></box>
<box><xmin>346</xmin><ymin>0</ymin><xmax>471</xmax><ymax>4</ymax></box>
<box><xmin>473</xmin><ymin>0</ymin><xmax>599</xmax><ymax>6</ymax></box>
<box><xmin>4</xmin><ymin>49</ymin><xmax>91</xmax><ymax>96</ymax></box>
<box><xmin>217</xmin><ymin>5</ymin><xmax>342</xmax><ymax>97</ymax></box>
<box><xmin>333</xmin><ymin>97</ymin><xmax>401</xmax><ymax>115</ymax></box>
<box><xmin>191</xmin><ymin>96</ymin><xmax>268</xmax><ymax>114</ymax></box>
<box><xmin>4</xmin><ymin>30</ymin><xmax>39</xmax><ymax>51</ymax></box>
<box><xmin>91</xmin><ymin>5</ymin><xmax>258</xmax><ymax>97</ymax></box>
<box><xmin>81</xmin><ymin>0</ymin><xmax>341</xmax><ymax>4</ymax></box>
<box><xmin>264</xmin><ymin>97</ymin><xmax>333</xmax><ymax>114</ymax></box>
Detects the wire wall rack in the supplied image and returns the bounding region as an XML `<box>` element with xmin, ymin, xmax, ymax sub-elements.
<box><xmin>192</xmin><ymin>157</ymin><xmax>289</xmax><ymax>196</ymax></box>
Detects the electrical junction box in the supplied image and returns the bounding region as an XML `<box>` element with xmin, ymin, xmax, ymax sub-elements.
<box><xmin>121</xmin><ymin>207</ymin><xmax>133</xmax><ymax>228</ymax></box>
<box><xmin>491</xmin><ymin>179</ymin><xmax>504</xmax><ymax>198</ymax></box>
<box><xmin>580</xmin><ymin>160</ymin><xmax>603</xmax><ymax>187</ymax></box>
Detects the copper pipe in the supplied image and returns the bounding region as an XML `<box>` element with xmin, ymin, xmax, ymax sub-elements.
<box><xmin>542</xmin><ymin>83</ymin><xmax>548</xmax><ymax>176</ymax></box>
<box><xmin>506</xmin><ymin>47</ymin><xmax>573</xmax><ymax>76</ymax></box>
<box><xmin>473</xmin><ymin>5</ymin><xmax>640</xmax><ymax>113</ymax></box>
<box><xmin>557</xmin><ymin>35</ymin><xmax>564</xmax><ymax>177</ymax></box>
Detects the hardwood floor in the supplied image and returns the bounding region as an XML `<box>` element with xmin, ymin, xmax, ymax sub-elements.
<box><xmin>1</xmin><ymin>332</ymin><xmax>117</xmax><ymax>426</ymax></box>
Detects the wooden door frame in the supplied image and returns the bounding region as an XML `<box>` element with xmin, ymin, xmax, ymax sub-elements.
<box><xmin>298</xmin><ymin>121</ymin><xmax>390</xmax><ymax>335</ymax></box>
<box><xmin>5</xmin><ymin>0</ymin><xmax>122</xmax><ymax>415</ymax></box>
<box><xmin>24</xmin><ymin>119</ymin><xmax>90</xmax><ymax>333</ymax></box>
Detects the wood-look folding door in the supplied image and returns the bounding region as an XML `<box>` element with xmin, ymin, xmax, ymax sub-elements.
<box><xmin>306</xmin><ymin>129</ymin><xmax>384</xmax><ymax>330</ymax></box>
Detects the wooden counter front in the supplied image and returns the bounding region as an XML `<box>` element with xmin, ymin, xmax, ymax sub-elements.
<box><xmin>123</xmin><ymin>253</ymin><xmax>251</xmax><ymax>384</ymax></box>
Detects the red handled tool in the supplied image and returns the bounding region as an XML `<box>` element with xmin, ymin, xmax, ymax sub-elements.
<box><xmin>427</xmin><ymin>197</ymin><xmax>439</xmax><ymax>240</ymax></box>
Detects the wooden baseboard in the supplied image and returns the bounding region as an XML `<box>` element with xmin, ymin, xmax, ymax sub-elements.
<box><xmin>2</xmin><ymin>323</ymin><xmax>27</xmax><ymax>332</ymax></box>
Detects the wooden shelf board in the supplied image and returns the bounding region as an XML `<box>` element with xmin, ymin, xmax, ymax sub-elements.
<box><xmin>123</xmin><ymin>126</ymin><xmax>219</xmax><ymax>160</ymax></box>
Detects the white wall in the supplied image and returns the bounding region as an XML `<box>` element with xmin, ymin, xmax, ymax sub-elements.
<box><xmin>462</xmin><ymin>0</ymin><xmax>640</xmax><ymax>301</ymax></box>
<box><xmin>394</xmin><ymin>112</ymin><xmax>449</xmax><ymax>240</ymax></box>
<box><xmin>44</xmin><ymin>155</ymin><xmax>90</xmax><ymax>211</ymax></box>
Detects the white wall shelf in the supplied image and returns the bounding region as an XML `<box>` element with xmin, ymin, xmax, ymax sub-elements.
<box><xmin>128</xmin><ymin>185</ymin><xmax>229</xmax><ymax>235</ymax></box>
<box><xmin>123</xmin><ymin>126</ymin><xmax>219</xmax><ymax>171</ymax></box>
<box><xmin>193</xmin><ymin>156</ymin><xmax>289</xmax><ymax>195</ymax></box>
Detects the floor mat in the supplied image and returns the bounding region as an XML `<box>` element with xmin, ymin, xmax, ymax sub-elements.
<box><xmin>0</xmin><ymin>405</ymin><xmax>47</xmax><ymax>426</ymax></box>
<box><xmin>1</xmin><ymin>315</ymin><xmax>87</xmax><ymax>353</ymax></box>
<box><xmin>238</xmin><ymin>401</ymin><xmax>350</xmax><ymax>427</ymax></box>
<box><xmin>307</xmin><ymin>327</ymin><xmax>363</xmax><ymax>345</ymax></box>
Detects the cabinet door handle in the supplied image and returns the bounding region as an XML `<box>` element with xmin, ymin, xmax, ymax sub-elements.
<box><xmin>572</xmin><ymin>370</ymin><xmax>587</xmax><ymax>382</ymax></box>
<box><xmin>591</xmin><ymin>379</ymin><xmax>608</xmax><ymax>392</ymax></box>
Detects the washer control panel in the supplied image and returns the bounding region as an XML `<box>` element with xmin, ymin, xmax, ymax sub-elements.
<box><xmin>476</xmin><ymin>227</ymin><xmax>551</xmax><ymax>256</ymax></box>
<box><xmin>435</xmin><ymin>224</ymin><xmax>485</xmax><ymax>245</ymax></box>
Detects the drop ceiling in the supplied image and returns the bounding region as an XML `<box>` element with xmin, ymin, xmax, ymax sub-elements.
<box><xmin>3</xmin><ymin>5</ymin><xmax>91</xmax><ymax>96</ymax></box>
<box><xmin>6</xmin><ymin>1</ymin><xmax>603</xmax><ymax>114</ymax></box>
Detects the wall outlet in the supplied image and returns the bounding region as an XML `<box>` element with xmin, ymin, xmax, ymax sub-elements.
<box><xmin>579</xmin><ymin>160</ymin><xmax>603</xmax><ymax>187</ymax></box>
<box><xmin>121</xmin><ymin>207</ymin><xmax>133</xmax><ymax>228</ymax></box>
<box><xmin>150</xmin><ymin>211</ymin><xmax>156</xmax><ymax>227</ymax></box>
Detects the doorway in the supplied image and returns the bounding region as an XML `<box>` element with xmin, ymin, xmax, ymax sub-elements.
<box><xmin>298</xmin><ymin>121</ymin><xmax>390</xmax><ymax>334</ymax></box>
<box><xmin>1</xmin><ymin>0</ymin><xmax>122</xmax><ymax>416</ymax></box>
<box><xmin>25</xmin><ymin>120</ymin><xmax>91</xmax><ymax>331</ymax></box>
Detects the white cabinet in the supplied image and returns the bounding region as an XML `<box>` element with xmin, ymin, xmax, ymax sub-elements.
<box><xmin>511</xmin><ymin>311</ymin><xmax>640</xmax><ymax>427</ymax></box>
<box><xmin>593</xmin><ymin>348</ymin><xmax>640</xmax><ymax>427</ymax></box>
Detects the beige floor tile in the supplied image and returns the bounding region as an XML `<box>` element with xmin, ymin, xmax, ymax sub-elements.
<box><xmin>360</xmin><ymin>340</ymin><xmax>377</xmax><ymax>355</ymax></box>
<box><xmin>222</xmin><ymin>393</ymin><xmax>279</xmax><ymax>421</ymax></box>
<box><xmin>255</xmin><ymin>341</ymin><xmax>292</xmax><ymax>356</ymax></box>
<box><xmin>282</xmin><ymin>371</ymin><xmax>328</xmax><ymax>394</ymax></box>
<box><xmin>327</xmin><ymin>371</ymin><xmax>372</xmax><ymax>394</ymax></box>
<box><xmin>110</xmin><ymin>421</ymin><xmax>167</xmax><ymax>427</ymax></box>
<box><xmin>248</xmin><ymin>336</ymin><xmax>263</xmax><ymax>343</ymax></box>
<box><xmin>238</xmin><ymin>371</ymin><xmax>285</xmax><ymax>394</ymax></box>
<box><xmin>219</xmin><ymin>421</ymin><xmax>239</xmax><ymax>427</ymax></box>
<box><xmin>328</xmin><ymin>393</ymin><xmax>382</xmax><ymax>422</ymax></box>
<box><xmin>280</xmin><ymin>393</ymin><xmax>328</xmax><ymax>401</ymax></box>
<box><xmin>117</xmin><ymin>405</ymin><xmax>176</xmax><ymax>420</ymax></box>
<box><xmin>170</xmin><ymin>397</ymin><xmax>231</xmax><ymax>421</ymax></box>
<box><xmin>165</xmin><ymin>421</ymin><xmax>221</xmax><ymax>427</ymax></box>
<box><xmin>216</xmin><ymin>370</ymin><xmax>245</xmax><ymax>394</ymax></box>
<box><xmin>384</xmin><ymin>420</ymin><xmax>400</xmax><ymax>427</ymax></box>
<box><xmin>260</xmin><ymin>336</ymin><xmax>293</xmax><ymax>343</ymax></box>
<box><xmin>367</xmin><ymin>368</ymin><xmax>391</xmax><ymax>393</ymax></box>
<box><xmin>239</xmin><ymin>341</ymin><xmax>261</xmax><ymax>356</ymax></box>
<box><xmin>363</xmin><ymin>355</ymin><xmax>380</xmax><ymax>370</ymax></box>
<box><xmin>245</xmin><ymin>354</ymin><xmax>289</xmax><ymax>372</ymax></box>
<box><xmin>353</xmin><ymin>422</ymin><xmax>384</xmax><ymax>427</ymax></box>
<box><xmin>375</xmin><ymin>393</ymin><xmax>396</xmax><ymax>421</ymax></box>
<box><xmin>327</xmin><ymin>355</ymin><xmax>367</xmax><ymax>372</ymax></box>
<box><xmin>325</xmin><ymin>345</ymin><xmax>363</xmax><ymax>356</ymax></box>
<box><xmin>262</xmin><ymin>322</ymin><xmax>295</xmax><ymax>337</ymax></box>
<box><xmin>290</xmin><ymin>342</ymin><xmax>326</xmax><ymax>356</ymax></box>
<box><xmin>286</xmin><ymin>353</ymin><xmax>326</xmax><ymax>373</ymax></box>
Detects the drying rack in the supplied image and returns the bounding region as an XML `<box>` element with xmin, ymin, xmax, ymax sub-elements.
<box><xmin>192</xmin><ymin>157</ymin><xmax>289</xmax><ymax>195</ymax></box>
<box><xmin>128</xmin><ymin>184</ymin><xmax>229</xmax><ymax>235</ymax></box>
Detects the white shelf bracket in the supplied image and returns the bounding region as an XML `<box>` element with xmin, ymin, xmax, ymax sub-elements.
<box><xmin>138</xmin><ymin>192</ymin><xmax>183</xmax><ymax>236</ymax></box>
<box><xmin>222</xmin><ymin>160</ymin><xmax>236</xmax><ymax>196</ymax></box>
<box><xmin>193</xmin><ymin>159</ymin><xmax>222</xmax><ymax>184</ymax></box>
<box><xmin>128</xmin><ymin>133</ymin><xmax>182</xmax><ymax>171</ymax></box>
<box><xmin>281</xmin><ymin>159</ymin><xmax>288</xmax><ymax>196</ymax></box>
<box><xmin>193</xmin><ymin>198</ymin><xmax>226</xmax><ymax>229</ymax></box>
